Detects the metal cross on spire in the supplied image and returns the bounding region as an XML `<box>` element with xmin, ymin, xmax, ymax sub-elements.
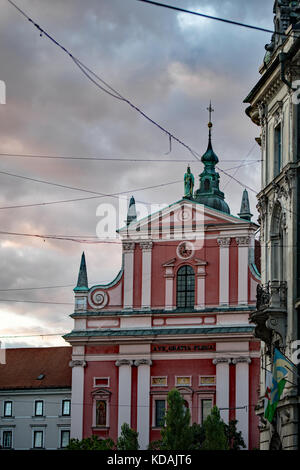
<box><xmin>207</xmin><ymin>101</ymin><xmax>214</xmax><ymax>125</ymax></box>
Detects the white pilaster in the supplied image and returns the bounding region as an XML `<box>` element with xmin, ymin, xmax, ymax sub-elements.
<box><xmin>212</xmin><ymin>357</ymin><xmax>231</xmax><ymax>424</ymax></box>
<box><xmin>116</xmin><ymin>359</ymin><xmax>133</xmax><ymax>436</ymax></box>
<box><xmin>163</xmin><ymin>259</ymin><xmax>176</xmax><ymax>310</ymax></box>
<box><xmin>123</xmin><ymin>242</ymin><xmax>135</xmax><ymax>310</ymax></box>
<box><xmin>236</xmin><ymin>236</ymin><xmax>250</xmax><ymax>305</ymax></box>
<box><xmin>70</xmin><ymin>358</ymin><xmax>86</xmax><ymax>439</ymax></box>
<box><xmin>217</xmin><ymin>238</ymin><xmax>231</xmax><ymax>306</ymax></box>
<box><xmin>195</xmin><ymin>259</ymin><xmax>207</xmax><ymax>309</ymax></box>
<box><xmin>232</xmin><ymin>357</ymin><xmax>251</xmax><ymax>449</ymax></box>
<box><xmin>134</xmin><ymin>359</ymin><xmax>152</xmax><ymax>450</ymax></box>
<box><xmin>140</xmin><ymin>241</ymin><xmax>153</xmax><ymax>310</ymax></box>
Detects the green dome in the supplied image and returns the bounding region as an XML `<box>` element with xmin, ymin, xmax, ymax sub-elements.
<box><xmin>201</xmin><ymin>139</ymin><xmax>219</xmax><ymax>166</ymax></box>
<box><xmin>194</xmin><ymin>124</ymin><xmax>230</xmax><ymax>215</ymax></box>
<box><xmin>195</xmin><ymin>194</ymin><xmax>230</xmax><ymax>214</ymax></box>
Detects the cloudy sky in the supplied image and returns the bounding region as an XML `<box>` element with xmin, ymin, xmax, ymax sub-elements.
<box><xmin>0</xmin><ymin>0</ymin><xmax>274</xmax><ymax>348</ymax></box>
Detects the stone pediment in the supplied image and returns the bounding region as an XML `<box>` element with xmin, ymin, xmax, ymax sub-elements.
<box><xmin>119</xmin><ymin>198</ymin><xmax>247</xmax><ymax>240</ymax></box>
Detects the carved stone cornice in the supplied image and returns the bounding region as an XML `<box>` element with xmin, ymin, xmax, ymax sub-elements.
<box><xmin>122</xmin><ymin>241</ymin><xmax>135</xmax><ymax>253</ymax></box>
<box><xmin>212</xmin><ymin>358</ymin><xmax>231</xmax><ymax>365</ymax></box>
<box><xmin>139</xmin><ymin>241</ymin><xmax>153</xmax><ymax>252</ymax></box>
<box><xmin>69</xmin><ymin>360</ymin><xmax>87</xmax><ymax>368</ymax></box>
<box><xmin>217</xmin><ymin>237</ymin><xmax>231</xmax><ymax>248</ymax></box>
<box><xmin>134</xmin><ymin>359</ymin><xmax>152</xmax><ymax>367</ymax></box>
<box><xmin>115</xmin><ymin>359</ymin><xmax>134</xmax><ymax>367</ymax></box>
<box><xmin>235</xmin><ymin>236</ymin><xmax>251</xmax><ymax>246</ymax></box>
<box><xmin>231</xmin><ymin>357</ymin><xmax>252</xmax><ymax>365</ymax></box>
<box><xmin>257</xmin><ymin>195</ymin><xmax>268</xmax><ymax>225</ymax></box>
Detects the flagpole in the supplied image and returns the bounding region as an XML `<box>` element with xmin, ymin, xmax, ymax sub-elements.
<box><xmin>274</xmin><ymin>347</ymin><xmax>297</xmax><ymax>368</ymax></box>
<box><xmin>261</xmin><ymin>365</ymin><xmax>297</xmax><ymax>387</ymax></box>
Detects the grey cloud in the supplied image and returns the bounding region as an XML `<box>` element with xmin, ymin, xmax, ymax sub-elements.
<box><xmin>0</xmin><ymin>0</ymin><xmax>273</xmax><ymax>346</ymax></box>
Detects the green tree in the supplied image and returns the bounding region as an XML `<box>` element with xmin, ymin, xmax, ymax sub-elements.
<box><xmin>66</xmin><ymin>435</ymin><xmax>115</xmax><ymax>450</ymax></box>
<box><xmin>225</xmin><ymin>419</ymin><xmax>246</xmax><ymax>450</ymax></box>
<box><xmin>148</xmin><ymin>439</ymin><xmax>163</xmax><ymax>450</ymax></box>
<box><xmin>160</xmin><ymin>388</ymin><xmax>193</xmax><ymax>450</ymax></box>
<box><xmin>117</xmin><ymin>423</ymin><xmax>139</xmax><ymax>450</ymax></box>
<box><xmin>189</xmin><ymin>422</ymin><xmax>206</xmax><ymax>450</ymax></box>
<box><xmin>201</xmin><ymin>406</ymin><xmax>229</xmax><ymax>450</ymax></box>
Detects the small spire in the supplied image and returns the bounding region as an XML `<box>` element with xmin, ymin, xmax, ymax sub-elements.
<box><xmin>127</xmin><ymin>196</ymin><xmax>137</xmax><ymax>226</ymax></box>
<box><xmin>193</xmin><ymin>103</ymin><xmax>230</xmax><ymax>214</ymax></box>
<box><xmin>238</xmin><ymin>189</ymin><xmax>253</xmax><ymax>221</ymax></box>
<box><xmin>75</xmin><ymin>252</ymin><xmax>88</xmax><ymax>290</ymax></box>
<box><xmin>207</xmin><ymin>100</ymin><xmax>214</xmax><ymax>146</ymax></box>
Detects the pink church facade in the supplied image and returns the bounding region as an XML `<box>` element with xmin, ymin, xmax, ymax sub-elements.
<box><xmin>65</xmin><ymin>197</ymin><xmax>261</xmax><ymax>449</ymax></box>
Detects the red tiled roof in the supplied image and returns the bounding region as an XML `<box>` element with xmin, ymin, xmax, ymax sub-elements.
<box><xmin>0</xmin><ymin>347</ymin><xmax>72</xmax><ymax>390</ymax></box>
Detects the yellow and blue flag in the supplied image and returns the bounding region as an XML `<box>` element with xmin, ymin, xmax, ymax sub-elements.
<box><xmin>264</xmin><ymin>349</ymin><xmax>294</xmax><ymax>423</ymax></box>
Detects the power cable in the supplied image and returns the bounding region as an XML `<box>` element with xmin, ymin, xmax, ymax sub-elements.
<box><xmin>136</xmin><ymin>0</ymin><xmax>296</xmax><ymax>38</ymax></box>
<box><xmin>6</xmin><ymin>0</ymin><xmax>259</xmax><ymax>194</ymax></box>
<box><xmin>0</xmin><ymin>174</ymin><xmax>182</xmax><ymax>210</ymax></box>
<box><xmin>0</xmin><ymin>152</ymin><xmax>262</xmax><ymax>164</ymax></box>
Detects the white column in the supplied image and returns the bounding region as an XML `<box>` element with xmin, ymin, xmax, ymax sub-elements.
<box><xmin>232</xmin><ymin>357</ymin><xmax>251</xmax><ymax>449</ymax></box>
<box><xmin>212</xmin><ymin>358</ymin><xmax>231</xmax><ymax>424</ymax></box>
<box><xmin>140</xmin><ymin>241</ymin><xmax>153</xmax><ymax>310</ymax></box>
<box><xmin>70</xmin><ymin>359</ymin><xmax>86</xmax><ymax>439</ymax></box>
<box><xmin>236</xmin><ymin>237</ymin><xmax>250</xmax><ymax>305</ymax></box>
<box><xmin>195</xmin><ymin>260</ymin><xmax>207</xmax><ymax>310</ymax></box>
<box><xmin>135</xmin><ymin>359</ymin><xmax>152</xmax><ymax>450</ymax></box>
<box><xmin>217</xmin><ymin>238</ymin><xmax>231</xmax><ymax>306</ymax></box>
<box><xmin>123</xmin><ymin>242</ymin><xmax>135</xmax><ymax>310</ymax></box>
<box><xmin>196</xmin><ymin>275</ymin><xmax>205</xmax><ymax>309</ymax></box>
<box><xmin>116</xmin><ymin>359</ymin><xmax>133</xmax><ymax>436</ymax></box>
<box><xmin>165</xmin><ymin>276</ymin><xmax>174</xmax><ymax>310</ymax></box>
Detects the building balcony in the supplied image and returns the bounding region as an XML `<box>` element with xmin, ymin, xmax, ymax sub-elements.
<box><xmin>250</xmin><ymin>281</ymin><xmax>287</xmax><ymax>347</ymax></box>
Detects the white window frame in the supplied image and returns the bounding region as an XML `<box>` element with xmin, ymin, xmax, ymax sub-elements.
<box><xmin>60</xmin><ymin>429</ymin><xmax>70</xmax><ymax>448</ymax></box>
<box><xmin>2</xmin><ymin>429</ymin><xmax>13</xmax><ymax>449</ymax></box>
<box><xmin>93</xmin><ymin>377</ymin><xmax>110</xmax><ymax>388</ymax></box>
<box><xmin>198</xmin><ymin>375</ymin><xmax>216</xmax><ymax>387</ymax></box>
<box><xmin>152</xmin><ymin>395</ymin><xmax>167</xmax><ymax>429</ymax></box>
<box><xmin>151</xmin><ymin>376</ymin><xmax>168</xmax><ymax>387</ymax></box>
<box><xmin>34</xmin><ymin>400</ymin><xmax>44</xmax><ymax>417</ymax></box>
<box><xmin>61</xmin><ymin>399</ymin><xmax>71</xmax><ymax>416</ymax></box>
<box><xmin>175</xmin><ymin>375</ymin><xmax>192</xmax><ymax>387</ymax></box>
<box><xmin>32</xmin><ymin>429</ymin><xmax>44</xmax><ymax>449</ymax></box>
<box><xmin>198</xmin><ymin>394</ymin><xmax>214</xmax><ymax>425</ymax></box>
<box><xmin>3</xmin><ymin>400</ymin><xmax>13</xmax><ymax>417</ymax></box>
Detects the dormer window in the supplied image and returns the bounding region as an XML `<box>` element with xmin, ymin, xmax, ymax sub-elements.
<box><xmin>176</xmin><ymin>265</ymin><xmax>195</xmax><ymax>308</ymax></box>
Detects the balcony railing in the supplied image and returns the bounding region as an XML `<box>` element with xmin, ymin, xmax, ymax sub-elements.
<box><xmin>250</xmin><ymin>281</ymin><xmax>287</xmax><ymax>347</ymax></box>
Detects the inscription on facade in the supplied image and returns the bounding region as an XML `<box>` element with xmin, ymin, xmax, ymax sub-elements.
<box><xmin>151</xmin><ymin>343</ymin><xmax>215</xmax><ymax>352</ymax></box>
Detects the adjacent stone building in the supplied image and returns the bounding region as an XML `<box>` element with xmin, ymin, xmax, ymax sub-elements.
<box><xmin>244</xmin><ymin>0</ymin><xmax>300</xmax><ymax>450</ymax></box>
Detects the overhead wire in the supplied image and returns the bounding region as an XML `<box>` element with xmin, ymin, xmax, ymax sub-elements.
<box><xmin>0</xmin><ymin>152</ymin><xmax>262</xmax><ymax>164</ymax></box>
<box><xmin>0</xmin><ymin>175</ymin><xmax>183</xmax><ymax>210</ymax></box>
<box><xmin>6</xmin><ymin>0</ymin><xmax>260</xmax><ymax>195</ymax></box>
<box><xmin>136</xmin><ymin>0</ymin><xmax>297</xmax><ymax>38</ymax></box>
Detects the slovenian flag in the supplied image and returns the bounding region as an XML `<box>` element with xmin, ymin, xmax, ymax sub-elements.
<box><xmin>264</xmin><ymin>349</ymin><xmax>294</xmax><ymax>423</ymax></box>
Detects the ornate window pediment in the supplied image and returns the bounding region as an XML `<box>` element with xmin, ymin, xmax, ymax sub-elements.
<box><xmin>91</xmin><ymin>387</ymin><xmax>112</xmax><ymax>399</ymax></box>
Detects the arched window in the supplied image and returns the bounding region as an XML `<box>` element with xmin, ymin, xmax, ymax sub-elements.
<box><xmin>270</xmin><ymin>202</ymin><xmax>285</xmax><ymax>282</ymax></box>
<box><xmin>176</xmin><ymin>265</ymin><xmax>195</xmax><ymax>308</ymax></box>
